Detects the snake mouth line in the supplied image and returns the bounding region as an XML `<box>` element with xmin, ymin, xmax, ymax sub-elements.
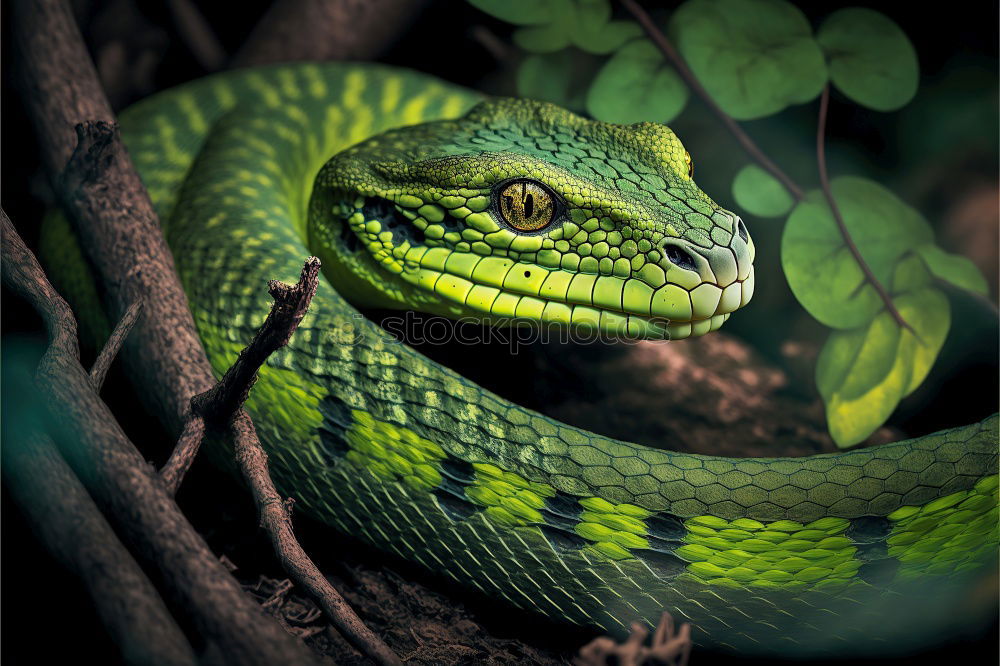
<box><xmin>417</xmin><ymin>266</ymin><xmax>737</xmax><ymax>340</ymax></box>
<box><xmin>348</xmin><ymin>198</ymin><xmax>753</xmax><ymax>341</ymax></box>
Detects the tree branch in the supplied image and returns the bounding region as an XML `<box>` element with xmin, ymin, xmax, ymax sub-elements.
<box><xmin>621</xmin><ymin>0</ymin><xmax>806</xmax><ymax>201</ymax></box>
<box><xmin>2</xmin><ymin>426</ymin><xmax>196</xmax><ymax>666</ymax></box>
<box><xmin>1</xmin><ymin>209</ymin><xmax>321</xmax><ymax>666</ymax></box>
<box><xmin>12</xmin><ymin>0</ymin><xmax>329</xmax><ymax>662</ymax></box>
<box><xmin>817</xmin><ymin>85</ymin><xmax>912</xmax><ymax>333</ymax></box>
<box><xmin>194</xmin><ymin>258</ymin><xmax>322</xmax><ymax>423</ymax></box>
<box><xmin>231</xmin><ymin>0</ymin><xmax>431</xmax><ymax>67</ymax></box>
<box><xmin>166</xmin><ymin>0</ymin><xmax>227</xmax><ymax>72</ymax></box>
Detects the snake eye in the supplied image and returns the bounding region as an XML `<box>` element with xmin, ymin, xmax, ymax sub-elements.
<box><xmin>684</xmin><ymin>151</ymin><xmax>694</xmax><ymax>179</ymax></box>
<box><xmin>497</xmin><ymin>180</ymin><xmax>556</xmax><ymax>232</ymax></box>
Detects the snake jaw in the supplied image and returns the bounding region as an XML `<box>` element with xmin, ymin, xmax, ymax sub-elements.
<box><xmin>316</xmin><ymin>190</ymin><xmax>756</xmax><ymax>341</ymax></box>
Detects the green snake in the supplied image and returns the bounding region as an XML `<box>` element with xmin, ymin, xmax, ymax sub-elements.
<box><xmin>43</xmin><ymin>63</ymin><xmax>998</xmax><ymax>657</ymax></box>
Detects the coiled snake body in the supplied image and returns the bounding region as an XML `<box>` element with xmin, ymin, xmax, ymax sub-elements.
<box><xmin>45</xmin><ymin>63</ymin><xmax>998</xmax><ymax>656</ymax></box>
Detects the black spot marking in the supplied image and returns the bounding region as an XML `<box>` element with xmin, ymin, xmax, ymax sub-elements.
<box><xmin>539</xmin><ymin>524</ymin><xmax>587</xmax><ymax>553</ymax></box>
<box><xmin>858</xmin><ymin>558</ymin><xmax>901</xmax><ymax>586</ymax></box>
<box><xmin>317</xmin><ymin>395</ymin><xmax>354</xmax><ymax>461</ymax></box>
<box><xmin>524</xmin><ymin>270</ymin><xmax>531</xmax><ymax>278</ymax></box>
<box><xmin>541</xmin><ymin>491</ymin><xmax>583</xmax><ymax>532</ymax></box>
<box><xmin>440</xmin><ymin>456</ymin><xmax>475</xmax><ymax>484</ymax></box>
<box><xmin>438</xmin><ymin>213</ymin><xmax>463</xmax><ymax>235</ymax></box>
<box><xmin>645</xmin><ymin>513</ymin><xmax>685</xmax><ymax>554</ymax></box>
<box><xmin>637</xmin><ymin>550</ymin><xmax>687</xmax><ymax>579</ymax></box>
<box><xmin>362</xmin><ymin>197</ymin><xmax>395</xmax><ymax>223</ymax></box>
<box><xmin>855</xmin><ymin>541</ymin><xmax>889</xmax><ymax>561</ymax></box>
<box><xmin>433</xmin><ymin>456</ymin><xmax>475</xmax><ymax>503</ymax></box>
<box><xmin>847</xmin><ymin>516</ymin><xmax>892</xmax><ymax>544</ymax></box>
<box><xmin>646</xmin><ymin>513</ymin><xmax>686</xmax><ymax>542</ymax></box>
<box><xmin>433</xmin><ymin>488</ymin><xmax>481</xmax><ymax>522</ymax></box>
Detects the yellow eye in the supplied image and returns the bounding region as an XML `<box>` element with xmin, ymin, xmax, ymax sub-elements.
<box><xmin>684</xmin><ymin>151</ymin><xmax>694</xmax><ymax>178</ymax></box>
<box><xmin>497</xmin><ymin>180</ymin><xmax>555</xmax><ymax>232</ymax></box>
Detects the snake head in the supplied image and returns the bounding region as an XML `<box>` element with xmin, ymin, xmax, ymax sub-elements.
<box><xmin>308</xmin><ymin>98</ymin><xmax>754</xmax><ymax>340</ymax></box>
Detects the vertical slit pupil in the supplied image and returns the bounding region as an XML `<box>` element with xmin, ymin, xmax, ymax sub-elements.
<box><xmin>524</xmin><ymin>193</ymin><xmax>534</xmax><ymax>218</ymax></box>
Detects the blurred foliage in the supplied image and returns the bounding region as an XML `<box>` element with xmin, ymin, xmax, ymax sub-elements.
<box><xmin>816</xmin><ymin>8</ymin><xmax>918</xmax><ymax>112</ymax></box>
<box><xmin>1</xmin><ymin>336</ymin><xmax>51</xmax><ymax>463</ymax></box>
<box><xmin>468</xmin><ymin>0</ymin><xmax>994</xmax><ymax>448</ymax></box>
<box><xmin>731</xmin><ymin>165</ymin><xmax>793</xmax><ymax>218</ymax></box>
<box><xmin>669</xmin><ymin>0</ymin><xmax>826</xmax><ymax>119</ymax></box>
<box><xmin>586</xmin><ymin>39</ymin><xmax>687</xmax><ymax>123</ymax></box>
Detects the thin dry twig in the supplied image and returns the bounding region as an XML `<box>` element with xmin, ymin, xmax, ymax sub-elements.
<box><xmin>816</xmin><ymin>85</ymin><xmax>912</xmax><ymax>333</ymax></box>
<box><xmin>167</xmin><ymin>257</ymin><xmax>403</xmax><ymax>666</ymax></box>
<box><xmin>90</xmin><ymin>298</ymin><xmax>144</xmax><ymax>391</ymax></box>
<box><xmin>574</xmin><ymin>612</ymin><xmax>691</xmax><ymax>666</ymax></box>
<box><xmin>162</xmin><ymin>415</ymin><xmax>206</xmax><ymax>495</ymax></box>
<box><xmin>196</xmin><ymin>257</ymin><xmax>322</xmax><ymax>423</ymax></box>
<box><xmin>621</xmin><ymin>0</ymin><xmax>805</xmax><ymax>201</ymax></box>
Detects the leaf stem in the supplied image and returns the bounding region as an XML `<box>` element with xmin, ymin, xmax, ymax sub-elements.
<box><xmin>817</xmin><ymin>85</ymin><xmax>913</xmax><ymax>333</ymax></box>
<box><xmin>621</xmin><ymin>0</ymin><xmax>806</xmax><ymax>201</ymax></box>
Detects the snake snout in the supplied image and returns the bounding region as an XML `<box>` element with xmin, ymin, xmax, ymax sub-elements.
<box><xmin>654</xmin><ymin>216</ymin><xmax>755</xmax><ymax>323</ymax></box>
<box><xmin>660</xmin><ymin>216</ymin><xmax>753</xmax><ymax>289</ymax></box>
<box><xmin>659</xmin><ymin>237</ymin><xmax>734</xmax><ymax>285</ymax></box>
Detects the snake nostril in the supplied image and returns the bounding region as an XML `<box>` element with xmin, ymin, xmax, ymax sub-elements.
<box><xmin>737</xmin><ymin>217</ymin><xmax>748</xmax><ymax>243</ymax></box>
<box><xmin>665</xmin><ymin>245</ymin><xmax>697</xmax><ymax>271</ymax></box>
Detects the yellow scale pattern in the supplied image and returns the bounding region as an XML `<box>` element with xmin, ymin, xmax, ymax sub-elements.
<box><xmin>339</xmin><ymin>409</ymin><xmax>999</xmax><ymax>593</ymax></box>
<box><xmin>887</xmin><ymin>475</ymin><xmax>998</xmax><ymax>578</ymax></box>
<box><xmin>464</xmin><ymin>463</ymin><xmax>556</xmax><ymax>527</ymax></box>
<box><xmin>676</xmin><ymin>515</ymin><xmax>860</xmax><ymax>590</ymax></box>
<box><xmin>344</xmin><ymin>410</ymin><xmax>446</xmax><ymax>492</ymax></box>
<box><xmin>575</xmin><ymin>497</ymin><xmax>653</xmax><ymax>560</ymax></box>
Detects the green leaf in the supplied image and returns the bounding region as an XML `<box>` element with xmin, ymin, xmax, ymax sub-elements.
<box><xmin>731</xmin><ymin>164</ymin><xmax>794</xmax><ymax>218</ymax></box>
<box><xmin>817</xmin><ymin>288</ymin><xmax>950</xmax><ymax>447</ymax></box>
<box><xmin>512</xmin><ymin>0</ymin><xmax>641</xmax><ymax>55</ymax></box>
<box><xmin>586</xmin><ymin>40</ymin><xmax>688</xmax><ymax>124</ymax></box>
<box><xmin>817</xmin><ymin>8</ymin><xmax>918</xmax><ymax>112</ymax></box>
<box><xmin>781</xmin><ymin>176</ymin><xmax>933</xmax><ymax>329</ymax></box>
<box><xmin>890</xmin><ymin>253</ymin><xmax>934</xmax><ymax>294</ymax></box>
<box><xmin>514</xmin><ymin>21</ymin><xmax>571</xmax><ymax>53</ymax></box>
<box><xmin>517</xmin><ymin>53</ymin><xmax>574</xmax><ymax>106</ymax></box>
<box><xmin>467</xmin><ymin>0</ymin><xmax>553</xmax><ymax>25</ymax></box>
<box><xmin>577</xmin><ymin>20</ymin><xmax>642</xmax><ymax>55</ymax></box>
<box><xmin>915</xmin><ymin>243</ymin><xmax>990</xmax><ymax>296</ymax></box>
<box><xmin>668</xmin><ymin>0</ymin><xmax>827</xmax><ymax>119</ymax></box>
<box><xmin>572</xmin><ymin>0</ymin><xmax>641</xmax><ymax>54</ymax></box>
<box><xmin>817</xmin><ymin>313</ymin><xmax>900</xmax><ymax>403</ymax></box>
<box><xmin>897</xmin><ymin>289</ymin><xmax>950</xmax><ymax>396</ymax></box>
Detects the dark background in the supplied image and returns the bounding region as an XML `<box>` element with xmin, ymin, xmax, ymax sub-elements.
<box><xmin>2</xmin><ymin>1</ymin><xmax>997</xmax><ymax>664</ymax></box>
